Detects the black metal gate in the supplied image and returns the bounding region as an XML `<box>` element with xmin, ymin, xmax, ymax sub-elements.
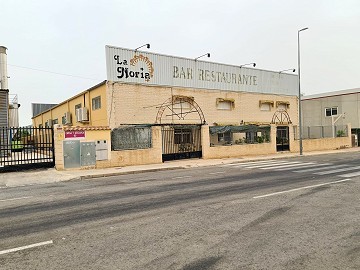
<box><xmin>276</xmin><ymin>126</ymin><xmax>290</xmax><ymax>151</ymax></box>
<box><xmin>0</xmin><ymin>126</ymin><xmax>55</xmax><ymax>172</ymax></box>
<box><xmin>161</xmin><ymin>125</ymin><xmax>202</xmax><ymax>161</ymax></box>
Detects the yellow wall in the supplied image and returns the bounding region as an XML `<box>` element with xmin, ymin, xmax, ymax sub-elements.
<box><xmin>32</xmin><ymin>83</ymin><xmax>108</xmax><ymax>127</ymax></box>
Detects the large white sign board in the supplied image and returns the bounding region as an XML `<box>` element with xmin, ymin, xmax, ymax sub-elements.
<box><xmin>106</xmin><ymin>45</ymin><xmax>298</xmax><ymax>96</ymax></box>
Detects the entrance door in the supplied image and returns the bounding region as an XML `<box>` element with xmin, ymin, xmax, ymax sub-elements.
<box><xmin>161</xmin><ymin>126</ymin><xmax>202</xmax><ymax>161</ymax></box>
<box><xmin>276</xmin><ymin>126</ymin><xmax>289</xmax><ymax>151</ymax></box>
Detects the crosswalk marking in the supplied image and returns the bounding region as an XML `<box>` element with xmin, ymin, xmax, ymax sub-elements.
<box><xmin>314</xmin><ymin>165</ymin><xmax>360</xmax><ymax>175</ymax></box>
<box><xmin>222</xmin><ymin>160</ymin><xmax>288</xmax><ymax>167</ymax></box>
<box><xmin>221</xmin><ymin>160</ymin><xmax>360</xmax><ymax>179</ymax></box>
<box><xmin>246</xmin><ymin>161</ymin><xmax>302</xmax><ymax>169</ymax></box>
<box><xmin>293</xmin><ymin>164</ymin><xmax>347</xmax><ymax>173</ymax></box>
<box><xmin>339</xmin><ymin>171</ymin><xmax>360</xmax><ymax>178</ymax></box>
<box><xmin>276</xmin><ymin>163</ymin><xmax>332</xmax><ymax>171</ymax></box>
<box><xmin>262</xmin><ymin>162</ymin><xmax>316</xmax><ymax>170</ymax></box>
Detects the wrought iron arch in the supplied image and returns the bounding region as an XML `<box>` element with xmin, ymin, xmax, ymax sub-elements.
<box><xmin>155</xmin><ymin>95</ymin><xmax>206</xmax><ymax>124</ymax></box>
<box><xmin>271</xmin><ymin>110</ymin><xmax>292</xmax><ymax>124</ymax></box>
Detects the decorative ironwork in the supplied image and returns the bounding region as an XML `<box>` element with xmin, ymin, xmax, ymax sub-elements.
<box><xmin>271</xmin><ymin>110</ymin><xmax>292</xmax><ymax>124</ymax></box>
<box><xmin>155</xmin><ymin>95</ymin><xmax>206</xmax><ymax>124</ymax></box>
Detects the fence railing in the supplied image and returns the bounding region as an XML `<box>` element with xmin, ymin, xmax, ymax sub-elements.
<box><xmin>0</xmin><ymin>126</ymin><xmax>54</xmax><ymax>171</ymax></box>
<box><xmin>294</xmin><ymin>125</ymin><xmax>348</xmax><ymax>140</ymax></box>
<box><xmin>111</xmin><ymin>126</ymin><xmax>152</xmax><ymax>150</ymax></box>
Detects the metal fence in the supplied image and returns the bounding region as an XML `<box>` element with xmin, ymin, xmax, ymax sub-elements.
<box><xmin>161</xmin><ymin>125</ymin><xmax>202</xmax><ymax>161</ymax></box>
<box><xmin>294</xmin><ymin>125</ymin><xmax>348</xmax><ymax>139</ymax></box>
<box><xmin>0</xmin><ymin>126</ymin><xmax>54</xmax><ymax>172</ymax></box>
<box><xmin>111</xmin><ymin>126</ymin><xmax>152</xmax><ymax>150</ymax></box>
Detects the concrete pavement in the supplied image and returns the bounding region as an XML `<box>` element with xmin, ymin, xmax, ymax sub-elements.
<box><xmin>1</xmin><ymin>147</ymin><xmax>359</xmax><ymax>188</ymax></box>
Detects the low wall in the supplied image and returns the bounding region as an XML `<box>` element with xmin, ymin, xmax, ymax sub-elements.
<box><xmin>54</xmin><ymin>125</ymin><xmax>162</xmax><ymax>170</ymax></box>
<box><xmin>108</xmin><ymin>126</ymin><xmax>162</xmax><ymax>167</ymax></box>
<box><xmin>289</xmin><ymin>123</ymin><xmax>352</xmax><ymax>152</ymax></box>
<box><xmin>201</xmin><ymin>124</ymin><xmax>352</xmax><ymax>159</ymax></box>
<box><xmin>291</xmin><ymin>137</ymin><xmax>351</xmax><ymax>153</ymax></box>
<box><xmin>201</xmin><ymin>125</ymin><xmax>277</xmax><ymax>159</ymax></box>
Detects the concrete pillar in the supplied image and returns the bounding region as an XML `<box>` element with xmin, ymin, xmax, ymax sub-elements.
<box><xmin>53</xmin><ymin>124</ymin><xmax>65</xmax><ymax>170</ymax></box>
<box><xmin>201</xmin><ymin>125</ymin><xmax>210</xmax><ymax>159</ymax></box>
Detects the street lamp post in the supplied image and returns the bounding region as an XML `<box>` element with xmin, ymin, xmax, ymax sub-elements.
<box><xmin>195</xmin><ymin>53</ymin><xmax>210</xmax><ymax>61</ymax></box>
<box><xmin>298</xmin><ymin>27</ymin><xmax>308</xmax><ymax>156</ymax></box>
<box><xmin>240</xmin><ymin>63</ymin><xmax>256</xmax><ymax>68</ymax></box>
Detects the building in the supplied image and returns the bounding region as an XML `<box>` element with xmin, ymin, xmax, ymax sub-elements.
<box><xmin>31</xmin><ymin>46</ymin><xmax>352</xmax><ymax>170</ymax></box>
<box><xmin>32</xmin><ymin>45</ymin><xmax>300</xmax><ymax>161</ymax></box>
<box><xmin>302</xmin><ymin>88</ymin><xmax>359</xmax><ymax>145</ymax></box>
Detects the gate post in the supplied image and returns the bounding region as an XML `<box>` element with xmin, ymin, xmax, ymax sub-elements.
<box><xmin>53</xmin><ymin>124</ymin><xmax>65</xmax><ymax>170</ymax></box>
<box><xmin>201</xmin><ymin>125</ymin><xmax>210</xmax><ymax>159</ymax></box>
<box><xmin>288</xmin><ymin>124</ymin><xmax>295</xmax><ymax>152</ymax></box>
<box><xmin>151</xmin><ymin>126</ymin><xmax>163</xmax><ymax>163</ymax></box>
<box><xmin>270</xmin><ymin>124</ymin><xmax>277</xmax><ymax>153</ymax></box>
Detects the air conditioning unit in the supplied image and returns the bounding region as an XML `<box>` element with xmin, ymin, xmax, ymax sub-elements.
<box><xmin>47</xmin><ymin>119</ymin><xmax>53</xmax><ymax>127</ymax></box>
<box><xmin>76</xmin><ymin>107</ymin><xmax>89</xmax><ymax>122</ymax></box>
<box><xmin>64</xmin><ymin>112</ymin><xmax>72</xmax><ymax>125</ymax></box>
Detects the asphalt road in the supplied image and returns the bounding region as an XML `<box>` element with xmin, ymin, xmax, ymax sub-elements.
<box><xmin>0</xmin><ymin>152</ymin><xmax>359</xmax><ymax>269</ymax></box>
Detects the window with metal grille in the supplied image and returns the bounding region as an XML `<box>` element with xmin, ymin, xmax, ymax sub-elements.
<box><xmin>92</xmin><ymin>96</ymin><xmax>101</xmax><ymax>110</ymax></box>
<box><xmin>174</xmin><ymin>129</ymin><xmax>192</xmax><ymax>144</ymax></box>
<box><xmin>62</xmin><ymin>116</ymin><xmax>66</xmax><ymax>125</ymax></box>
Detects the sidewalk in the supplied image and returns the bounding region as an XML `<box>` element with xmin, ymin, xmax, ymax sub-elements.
<box><xmin>1</xmin><ymin>148</ymin><xmax>359</xmax><ymax>188</ymax></box>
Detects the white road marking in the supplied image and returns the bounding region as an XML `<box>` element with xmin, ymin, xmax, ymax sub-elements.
<box><xmin>0</xmin><ymin>186</ymin><xmax>7</xmax><ymax>189</ymax></box>
<box><xmin>225</xmin><ymin>160</ymin><xmax>290</xmax><ymax>167</ymax></box>
<box><xmin>339</xmin><ymin>171</ymin><xmax>360</xmax><ymax>178</ymax></box>
<box><xmin>0</xmin><ymin>196</ymin><xmax>32</xmax><ymax>202</ymax></box>
<box><xmin>293</xmin><ymin>164</ymin><xmax>348</xmax><ymax>173</ymax></box>
<box><xmin>0</xmin><ymin>240</ymin><xmax>53</xmax><ymax>255</ymax></box>
<box><xmin>276</xmin><ymin>163</ymin><xmax>332</xmax><ymax>171</ymax></box>
<box><xmin>314</xmin><ymin>165</ymin><xmax>360</xmax><ymax>175</ymax></box>
<box><xmin>261</xmin><ymin>162</ymin><xmax>315</xmax><ymax>170</ymax></box>
<box><xmin>253</xmin><ymin>179</ymin><xmax>352</xmax><ymax>199</ymax></box>
<box><xmin>75</xmin><ymin>188</ymin><xmax>96</xmax><ymax>192</ymax></box>
<box><xmin>209</xmin><ymin>172</ymin><xmax>226</xmax><ymax>175</ymax></box>
<box><xmin>246</xmin><ymin>161</ymin><xmax>301</xmax><ymax>169</ymax></box>
<box><xmin>172</xmin><ymin>176</ymin><xmax>192</xmax><ymax>179</ymax></box>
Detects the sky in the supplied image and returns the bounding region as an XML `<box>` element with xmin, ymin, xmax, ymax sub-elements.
<box><xmin>1</xmin><ymin>0</ymin><xmax>359</xmax><ymax>126</ymax></box>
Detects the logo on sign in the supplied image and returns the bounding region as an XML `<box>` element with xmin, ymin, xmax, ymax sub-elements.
<box><xmin>113</xmin><ymin>54</ymin><xmax>154</xmax><ymax>82</ymax></box>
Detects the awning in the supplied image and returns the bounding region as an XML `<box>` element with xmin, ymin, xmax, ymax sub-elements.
<box><xmin>209</xmin><ymin>125</ymin><xmax>270</xmax><ymax>135</ymax></box>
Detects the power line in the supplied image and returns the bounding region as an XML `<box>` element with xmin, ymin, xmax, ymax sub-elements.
<box><xmin>3</xmin><ymin>62</ymin><xmax>101</xmax><ymax>81</ymax></box>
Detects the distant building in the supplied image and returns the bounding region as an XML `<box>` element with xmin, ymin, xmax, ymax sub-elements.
<box><xmin>302</xmin><ymin>88</ymin><xmax>360</xmax><ymax>145</ymax></box>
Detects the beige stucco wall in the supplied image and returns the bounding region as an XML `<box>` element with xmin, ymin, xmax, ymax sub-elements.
<box><xmin>290</xmin><ymin>124</ymin><xmax>352</xmax><ymax>152</ymax></box>
<box><xmin>109</xmin><ymin>127</ymin><xmax>162</xmax><ymax>167</ymax></box>
<box><xmin>107</xmin><ymin>82</ymin><xmax>298</xmax><ymax>128</ymax></box>
<box><xmin>54</xmin><ymin>125</ymin><xmax>162</xmax><ymax>170</ymax></box>
<box><xmin>202</xmin><ymin>125</ymin><xmax>278</xmax><ymax>159</ymax></box>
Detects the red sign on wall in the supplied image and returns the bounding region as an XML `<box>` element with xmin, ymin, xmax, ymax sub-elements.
<box><xmin>65</xmin><ymin>130</ymin><xmax>85</xmax><ymax>139</ymax></box>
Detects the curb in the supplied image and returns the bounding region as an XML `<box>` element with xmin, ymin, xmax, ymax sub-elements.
<box><xmin>77</xmin><ymin>166</ymin><xmax>186</xmax><ymax>181</ymax></box>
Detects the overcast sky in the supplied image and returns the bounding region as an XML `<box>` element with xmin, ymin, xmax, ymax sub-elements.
<box><xmin>1</xmin><ymin>0</ymin><xmax>360</xmax><ymax>126</ymax></box>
